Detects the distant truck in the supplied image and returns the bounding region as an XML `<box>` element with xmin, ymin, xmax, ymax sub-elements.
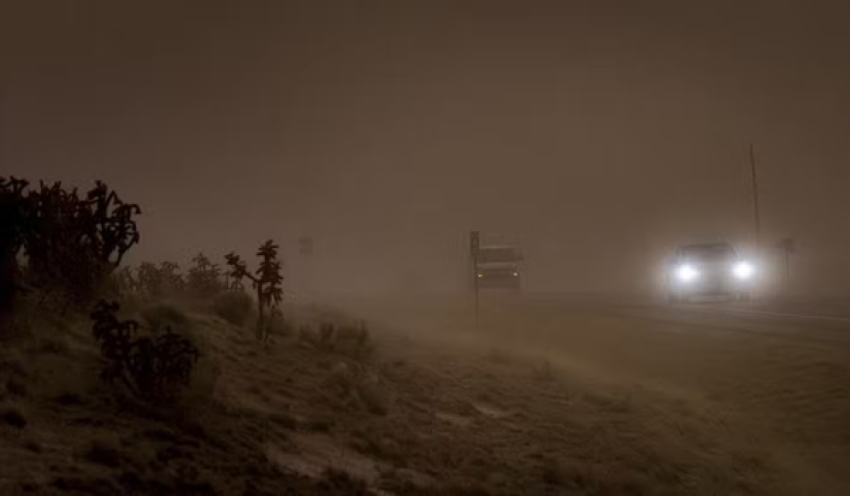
<box><xmin>473</xmin><ymin>245</ymin><xmax>523</xmax><ymax>291</ymax></box>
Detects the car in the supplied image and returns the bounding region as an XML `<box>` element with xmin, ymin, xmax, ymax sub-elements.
<box><xmin>666</xmin><ymin>242</ymin><xmax>756</xmax><ymax>303</ymax></box>
<box><xmin>474</xmin><ymin>245</ymin><xmax>522</xmax><ymax>291</ymax></box>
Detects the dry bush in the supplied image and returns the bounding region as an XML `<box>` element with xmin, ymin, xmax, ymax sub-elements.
<box><xmin>91</xmin><ymin>300</ymin><xmax>199</xmax><ymax>402</ymax></box>
<box><xmin>314</xmin><ymin>467</ymin><xmax>372</xmax><ymax>495</ymax></box>
<box><xmin>263</xmin><ymin>308</ymin><xmax>293</xmax><ymax>340</ymax></box>
<box><xmin>323</xmin><ymin>361</ymin><xmax>388</xmax><ymax>416</ymax></box>
<box><xmin>35</xmin><ymin>335</ymin><xmax>71</xmax><ymax>355</ymax></box>
<box><xmin>132</xmin><ymin>262</ymin><xmax>185</xmax><ymax>299</ymax></box>
<box><xmin>224</xmin><ymin>240</ymin><xmax>283</xmax><ymax>343</ymax></box>
<box><xmin>485</xmin><ymin>347</ymin><xmax>515</xmax><ymax>365</ymax></box>
<box><xmin>1</xmin><ymin>404</ymin><xmax>27</xmax><ymax>428</ymax></box>
<box><xmin>141</xmin><ymin>303</ymin><xmax>191</xmax><ymax>335</ymax></box>
<box><xmin>139</xmin><ymin>303</ymin><xmax>222</xmax><ymax>404</ymax></box>
<box><xmin>85</xmin><ymin>433</ymin><xmax>123</xmax><ymax>467</ymax></box>
<box><xmin>0</xmin><ymin>177</ymin><xmax>141</xmax><ymax>311</ymax></box>
<box><xmin>211</xmin><ymin>290</ymin><xmax>254</xmax><ymax>326</ymax></box>
<box><xmin>299</xmin><ymin>321</ymin><xmax>374</xmax><ymax>361</ymax></box>
<box><xmin>531</xmin><ymin>359</ymin><xmax>555</xmax><ymax>382</ymax></box>
<box><xmin>186</xmin><ymin>252</ymin><xmax>223</xmax><ymax>297</ymax></box>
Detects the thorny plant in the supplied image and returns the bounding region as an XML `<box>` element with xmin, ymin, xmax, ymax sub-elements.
<box><xmin>300</xmin><ymin>321</ymin><xmax>373</xmax><ymax>360</ymax></box>
<box><xmin>225</xmin><ymin>240</ymin><xmax>283</xmax><ymax>343</ymax></box>
<box><xmin>187</xmin><ymin>252</ymin><xmax>222</xmax><ymax>297</ymax></box>
<box><xmin>128</xmin><ymin>261</ymin><xmax>185</xmax><ymax>298</ymax></box>
<box><xmin>91</xmin><ymin>300</ymin><xmax>199</xmax><ymax>401</ymax></box>
<box><xmin>0</xmin><ymin>176</ymin><xmax>141</xmax><ymax>312</ymax></box>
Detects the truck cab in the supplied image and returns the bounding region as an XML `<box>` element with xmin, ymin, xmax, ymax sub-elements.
<box><xmin>474</xmin><ymin>245</ymin><xmax>522</xmax><ymax>291</ymax></box>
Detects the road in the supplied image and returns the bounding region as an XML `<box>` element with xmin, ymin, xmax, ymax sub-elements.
<box><xmin>522</xmin><ymin>294</ymin><xmax>850</xmax><ymax>345</ymax></box>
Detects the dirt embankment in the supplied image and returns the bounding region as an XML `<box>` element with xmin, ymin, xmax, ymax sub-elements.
<box><xmin>4</xmin><ymin>296</ymin><xmax>847</xmax><ymax>495</ymax></box>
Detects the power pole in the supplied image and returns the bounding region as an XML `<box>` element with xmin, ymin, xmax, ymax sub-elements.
<box><xmin>776</xmin><ymin>237</ymin><xmax>795</xmax><ymax>293</ymax></box>
<box><xmin>749</xmin><ymin>144</ymin><xmax>762</xmax><ymax>253</ymax></box>
<box><xmin>299</xmin><ymin>236</ymin><xmax>313</xmax><ymax>302</ymax></box>
<box><xmin>470</xmin><ymin>231</ymin><xmax>480</xmax><ymax>329</ymax></box>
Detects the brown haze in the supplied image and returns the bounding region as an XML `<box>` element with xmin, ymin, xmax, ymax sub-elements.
<box><xmin>2</xmin><ymin>0</ymin><xmax>849</xmax><ymax>296</ymax></box>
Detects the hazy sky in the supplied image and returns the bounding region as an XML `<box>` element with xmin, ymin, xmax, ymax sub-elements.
<box><xmin>2</xmin><ymin>1</ymin><xmax>849</xmax><ymax>295</ymax></box>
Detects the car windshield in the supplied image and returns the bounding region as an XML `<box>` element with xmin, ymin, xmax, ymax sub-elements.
<box><xmin>682</xmin><ymin>244</ymin><xmax>735</xmax><ymax>262</ymax></box>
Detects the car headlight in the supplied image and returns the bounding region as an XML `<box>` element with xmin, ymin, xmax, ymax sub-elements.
<box><xmin>733</xmin><ymin>261</ymin><xmax>755</xmax><ymax>280</ymax></box>
<box><xmin>676</xmin><ymin>264</ymin><xmax>699</xmax><ymax>282</ymax></box>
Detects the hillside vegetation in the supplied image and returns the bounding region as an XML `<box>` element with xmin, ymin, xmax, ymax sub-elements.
<box><xmin>2</xmin><ymin>176</ymin><xmax>838</xmax><ymax>495</ymax></box>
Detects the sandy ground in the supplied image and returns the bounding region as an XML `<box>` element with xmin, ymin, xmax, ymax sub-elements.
<box><xmin>1</xmin><ymin>293</ymin><xmax>848</xmax><ymax>495</ymax></box>
<box><xmin>341</xmin><ymin>295</ymin><xmax>850</xmax><ymax>495</ymax></box>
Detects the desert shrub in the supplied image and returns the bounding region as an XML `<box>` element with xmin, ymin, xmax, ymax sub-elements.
<box><xmin>356</xmin><ymin>380</ymin><xmax>388</xmax><ymax>416</ymax></box>
<box><xmin>0</xmin><ymin>178</ymin><xmax>29</xmax><ymax>322</ymax></box>
<box><xmin>5</xmin><ymin>378</ymin><xmax>27</xmax><ymax>397</ymax></box>
<box><xmin>85</xmin><ymin>434</ymin><xmax>123</xmax><ymax>467</ymax></box>
<box><xmin>136</xmin><ymin>262</ymin><xmax>162</xmax><ymax>297</ymax></box>
<box><xmin>1</xmin><ymin>405</ymin><xmax>27</xmax><ymax>428</ymax></box>
<box><xmin>263</xmin><ymin>308</ymin><xmax>293</xmax><ymax>339</ymax></box>
<box><xmin>532</xmin><ymin>359</ymin><xmax>555</xmax><ymax>381</ymax></box>
<box><xmin>133</xmin><ymin>262</ymin><xmax>185</xmax><ymax>298</ymax></box>
<box><xmin>486</xmin><ymin>347</ymin><xmax>515</xmax><ymax>365</ymax></box>
<box><xmin>0</xmin><ymin>177</ymin><xmax>141</xmax><ymax>310</ymax></box>
<box><xmin>224</xmin><ymin>240</ymin><xmax>283</xmax><ymax>342</ymax></box>
<box><xmin>540</xmin><ymin>457</ymin><xmax>566</xmax><ymax>486</ymax></box>
<box><xmin>186</xmin><ymin>252</ymin><xmax>222</xmax><ymax>297</ymax></box>
<box><xmin>301</xmin><ymin>321</ymin><xmax>374</xmax><ymax>360</ymax></box>
<box><xmin>211</xmin><ymin>290</ymin><xmax>254</xmax><ymax>326</ymax></box>
<box><xmin>141</xmin><ymin>303</ymin><xmax>191</xmax><ymax>335</ymax></box>
<box><xmin>113</xmin><ymin>266</ymin><xmax>139</xmax><ymax>296</ymax></box>
<box><xmin>314</xmin><ymin>468</ymin><xmax>371</xmax><ymax>495</ymax></box>
<box><xmin>337</xmin><ymin>322</ymin><xmax>373</xmax><ymax>359</ymax></box>
<box><xmin>323</xmin><ymin>361</ymin><xmax>387</xmax><ymax>415</ymax></box>
<box><xmin>157</xmin><ymin>261</ymin><xmax>185</xmax><ymax>294</ymax></box>
<box><xmin>90</xmin><ymin>300</ymin><xmax>199</xmax><ymax>402</ymax></box>
<box><xmin>35</xmin><ymin>335</ymin><xmax>70</xmax><ymax>355</ymax></box>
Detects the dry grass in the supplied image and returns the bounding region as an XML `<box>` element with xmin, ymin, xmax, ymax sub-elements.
<box><xmin>1</xmin><ymin>294</ymin><xmax>848</xmax><ymax>495</ymax></box>
<box><xmin>211</xmin><ymin>291</ymin><xmax>254</xmax><ymax>327</ymax></box>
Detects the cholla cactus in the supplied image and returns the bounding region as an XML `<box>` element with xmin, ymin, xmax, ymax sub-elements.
<box><xmin>158</xmin><ymin>261</ymin><xmax>184</xmax><ymax>294</ymax></box>
<box><xmin>225</xmin><ymin>240</ymin><xmax>284</xmax><ymax>342</ymax></box>
<box><xmin>137</xmin><ymin>262</ymin><xmax>161</xmax><ymax>297</ymax></box>
<box><xmin>0</xmin><ymin>176</ymin><xmax>141</xmax><ymax>310</ymax></box>
<box><xmin>115</xmin><ymin>266</ymin><xmax>139</xmax><ymax>296</ymax></box>
<box><xmin>187</xmin><ymin>252</ymin><xmax>222</xmax><ymax>296</ymax></box>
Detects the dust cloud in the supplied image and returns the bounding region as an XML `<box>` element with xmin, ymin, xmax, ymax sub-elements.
<box><xmin>3</xmin><ymin>3</ymin><xmax>850</xmax><ymax>495</ymax></box>
<box><xmin>2</xmin><ymin>0</ymin><xmax>849</xmax><ymax>295</ymax></box>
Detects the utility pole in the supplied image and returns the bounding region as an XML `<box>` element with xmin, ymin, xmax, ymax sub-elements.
<box><xmin>470</xmin><ymin>231</ymin><xmax>480</xmax><ymax>329</ymax></box>
<box><xmin>749</xmin><ymin>144</ymin><xmax>762</xmax><ymax>253</ymax></box>
<box><xmin>776</xmin><ymin>237</ymin><xmax>795</xmax><ymax>293</ymax></box>
<box><xmin>299</xmin><ymin>236</ymin><xmax>313</xmax><ymax>303</ymax></box>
